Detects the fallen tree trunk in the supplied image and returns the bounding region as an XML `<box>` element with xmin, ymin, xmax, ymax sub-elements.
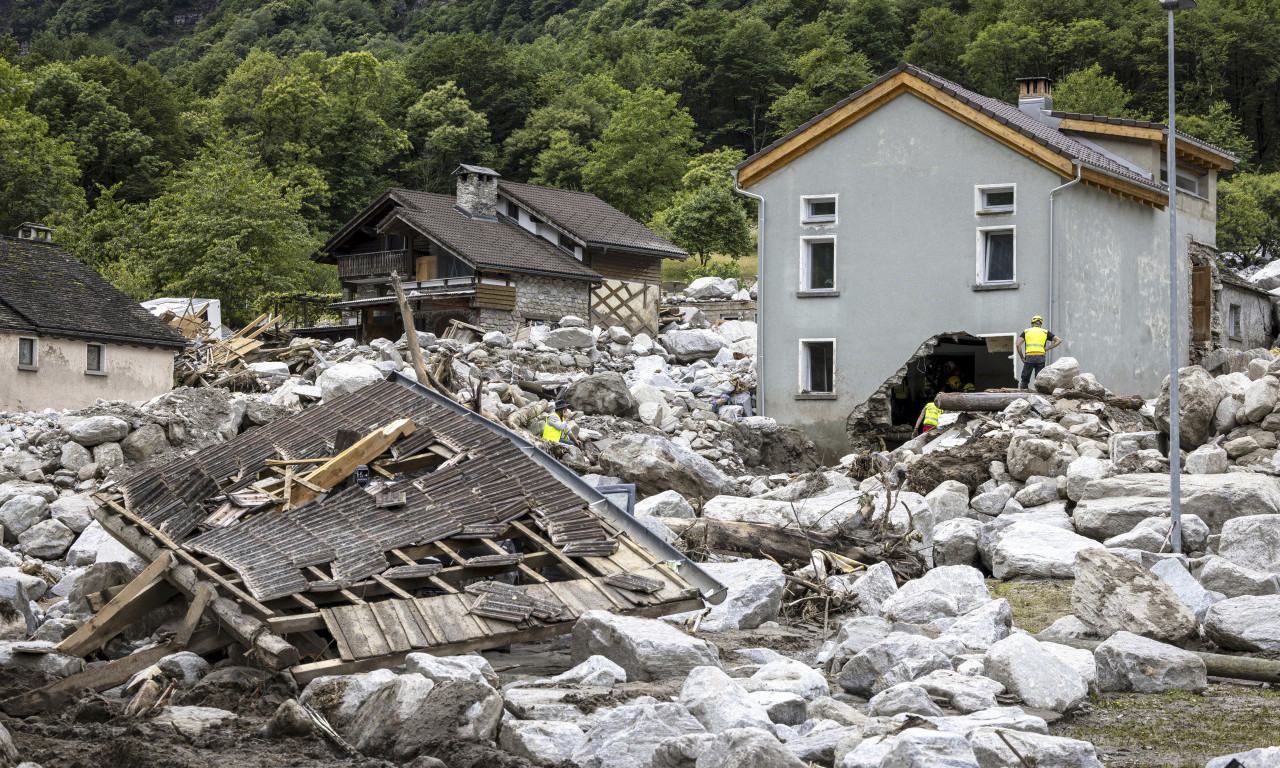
<box><xmin>1034</xmin><ymin>635</ymin><xmax>1280</xmax><ymax>685</ymax></box>
<box><xmin>662</xmin><ymin>517</ymin><xmax>866</xmax><ymax>564</ymax></box>
<box><xmin>935</xmin><ymin>392</ymin><xmax>1038</xmax><ymax>412</ymax></box>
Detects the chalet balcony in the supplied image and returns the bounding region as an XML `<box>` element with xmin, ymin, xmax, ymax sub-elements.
<box><xmin>336</xmin><ymin>250</ymin><xmax>415</xmax><ymax>281</ymax></box>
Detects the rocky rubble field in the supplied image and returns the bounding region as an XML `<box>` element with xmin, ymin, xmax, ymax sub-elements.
<box><xmin>3</xmin><ymin>306</ymin><xmax>1280</xmax><ymax>766</ymax></box>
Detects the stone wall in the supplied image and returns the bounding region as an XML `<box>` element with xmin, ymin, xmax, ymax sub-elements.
<box><xmin>514</xmin><ymin>275</ymin><xmax>591</xmax><ymax>326</ymax></box>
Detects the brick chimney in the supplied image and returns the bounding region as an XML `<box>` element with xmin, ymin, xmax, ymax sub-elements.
<box><xmin>453</xmin><ymin>164</ymin><xmax>500</xmax><ymax>220</ymax></box>
<box><xmin>1016</xmin><ymin>76</ymin><xmax>1054</xmax><ymax>120</ymax></box>
<box><xmin>15</xmin><ymin>223</ymin><xmax>54</xmax><ymax>242</ymax></box>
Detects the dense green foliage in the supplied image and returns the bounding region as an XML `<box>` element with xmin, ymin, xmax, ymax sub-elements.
<box><xmin>5</xmin><ymin>0</ymin><xmax>1280</xmax><ymax>311</ymax></box>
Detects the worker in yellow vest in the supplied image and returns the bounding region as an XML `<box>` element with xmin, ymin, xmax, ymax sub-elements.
<box><xmin>915</xmin><ymin>401</ymin><xmax>944</xmax><ymax>434</ymax></box>
<box><xmin>1017</xmin><ymin>315</ymin><xmax>1063</xmax><ymax>389</ymax></box>
<box><xmin>541</xmin><ymin>400</ymin><xmax>571</xmax><ymax>443</ymax></box>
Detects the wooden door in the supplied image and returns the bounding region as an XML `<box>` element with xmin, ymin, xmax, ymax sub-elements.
<box><xmin>1191</xmin><ymin>265</ymin><xmax>1211</xmax><ymax>342</ymax></box>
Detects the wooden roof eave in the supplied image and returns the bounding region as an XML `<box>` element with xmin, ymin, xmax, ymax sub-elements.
<box><xmin>737</xmin><ymin>72</ymin><xmax>1169</xmax><ymax>209</ymax></box>
<box><xmin>1057</xmin><ymin>118</ymin><xmax>1235</xmax><ymax>172</ymax></box>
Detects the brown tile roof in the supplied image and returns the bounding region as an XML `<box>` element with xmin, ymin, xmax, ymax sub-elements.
<box><xmin>0</xmin><ymin>236</ymin><xmax>187</xmax><ymax>348</ymax></box>
<box><xmin>740</xmin><ymin>62</ymin><xmax>1167</xmax><ymax>195</ymax></box>
<box><xmin>497</xmin><ymin>181</ymin><xmax>688</xmax><ymax>259</ymax></box>
<box><xmin>1049</xmin><ymin>111</ymin><xmax>1239</xmax><ymax>163</ymax></box>
<box><xmin>383</xmin><ymin>190</ymin><xmax>602</xmax><ymax>282</ymax></box>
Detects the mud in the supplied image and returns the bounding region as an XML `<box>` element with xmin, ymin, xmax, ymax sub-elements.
<box><xmin>903</xmin><ymin>433</ymin><xmax>1011</xmax><ymax>495</ymax></box>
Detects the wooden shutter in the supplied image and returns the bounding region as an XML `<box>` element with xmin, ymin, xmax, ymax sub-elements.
<box><xmin>1191</xmin><ymin>265</ymin><xmax>1212</xmax><ymax>342</ymax></box>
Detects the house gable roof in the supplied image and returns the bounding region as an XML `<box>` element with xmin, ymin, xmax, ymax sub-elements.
<box><xmin>737</xmin><ymin>62</ymin><xmax>1171</xmax><ymax>209</ymax></box>
<box><xmin>1050</xmin><ymin>111</ymin><xmax>1237</xmax><ymax>171</ymax></box>
<box><xmin>0</xmin><ymin>236</ymin><xmax>187</xmax><ymax>349</ymax></box>
<box><xmin>377</xmin><ymin>189</ymin><xmax>602</xmax><ymax>282</ymax></box>
<box><xmin>497</xmin><ymin>181</ymin><xmax>688</xmax><ymax>259</ymax></box>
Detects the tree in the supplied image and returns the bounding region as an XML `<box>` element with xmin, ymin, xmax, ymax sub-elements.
<box><xmin>768</xmin><ymin>37</ymin><xmax>873</xmax><ymax>135</ymax></box>
<box><xmin>961</xmin><ymin>22</ymin><xmax>1044</xmax><ymax>101</ymax></box>
<box><xmin>531</xmin><ymin>129</ymin><xmax>592</xmax><ymax>189</ymax></box>
<box><xmin>1218</xmin><ymin>173</ymin><xmax>1280</xmax><ymax>264</ymax></box>
<box><xmin>0</xmin><ymin>60</ymin><xmax>85</xmax><ymax>232</ymax></box>
<box><xmin>583</xmin><ymin>85</ymin><xmax>697</xmax><ymax>222</ymax></box>
<box><xmin>139</xmin><ymin>141</ymin><xmax>326</xmax><ymax>324</ymax></box>
<box><xmin>1052</xmin><ymin>64</ymin><xmax>1144</xmax><ymax>119</ymax></box>
<box><xmin>903</xmin><ymin>7</ymin><xmax>968</xmax><ymax>82</ymax></box>
<box><xmin>1178</xmin><ymin>101</ymin><xmax>1254</xmax><ymax>168</ymax></box>
<box><xmin>651</xmin><ymin>184</ymin><xmax>752</xmax><ymax>268</ymax></box>
<box><xmin>404</xmin><ymin>81</ymin><xmax>491</xmax><ymax>193</ymax></box>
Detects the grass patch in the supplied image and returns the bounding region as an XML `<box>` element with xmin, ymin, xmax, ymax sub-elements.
<box><xmin>1057</xmin><ymin>685</ymin><xmax>1280</xmax><ymax>767</ymax></box>
<box><xmin>661</xmin><ymin>253</ymin><xmax>758</xmax><ymax>284</ymax></box>
<box><xmin>985</xmin><ymin>577</ymin><xmax>1073</xmax><ymax>634</ymax></box>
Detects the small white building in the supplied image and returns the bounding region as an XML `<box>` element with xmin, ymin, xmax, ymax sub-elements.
<box><xmin>1</xmin><ymin>225</ymin><xmax>187</xmax><ymax>412</ymax></box>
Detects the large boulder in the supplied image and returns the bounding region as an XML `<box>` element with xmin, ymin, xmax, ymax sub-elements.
<box><xmin>1005</xmin><ymin>433</ymin><xmax>1077</xmax><ymax>481</ymax></box>
<box><xmin>662</xmin><ymin>330</ymin><xmax>730</xmax><ymax>362</ymax></box>
<box><xmin>1185</xmin><ymin>443</ymin><xmax>1229</xmax><ymax>475</ymax></box>
<box><xmin>18</xmin><ymin>518</ymin><xmax>75</xmax><ymax>559</ymax></box>
<box><xmin>685</xmin><ymin>277</ymin><xmax>738</xmax><ymax>300</ymax></box>
<box><xmin>694</xmin><ymin>728</ymin><xmax>806</xmax><ymax>768</ymax></box>
<box><xmin>499</xmin><ymin>720</ymin><xmax>586</xmax><ymax>766</ymax></box>
<box><xmin>1203</xmin><ymin>595</ymin><xmax>1280</xmax><ymax>651</ymax></box>
<box><xmin>941</xmin><ymin>598</ymin><xmax>1012</xmax><ymax>652</ymax></box>
<box><xmin>565</xmin><ymin>373</ymin><xmax>638</xmax><ymax>418</ymax></box>
<box><xmin>1150</xmin><ymin>559</ymin><xmax>1224</xmax><ymax>621</ymax></box>
<box><xmin>1217</xmin><ymin>514</ymin><xmax>1280</xmax><ymax>573</ymax></box>
<box><xmin>316</xmin><ymin>362</ymin><xmax>384</xmax><ymax>402</ymax></box>
<box><xmin>881</xmin><ymin>729</ymin><xmax>980</xmax><ymax>768</ymax></box>
<box><xmin>65</xmin><ymin>520</ymin><xmax>146</xmax><ymax>571</ymax></box>
<box><xmin>599</xmin><ymin>434</ymin><xmax>733</xmax><ymax>501</ymax></box>
<box><xmin>968</xmin><ymin>729</ymin><xmax>1103</xmax><ymax>768</ymax></box>
<box><xmin>1207</xmin><ymin>747</ymin><xmax>1280</xmax><ymax>768</ymax></box>
<box><xmin>679</xmin><ymin>667</ymin><xmax>773</xmax><ymax>733</ymax></box>
<box><xmin>983</xmin><ymin>634</ymin><xmax>1089</xmax><ymax>712</ymax></box>
<box><xmin>300</xmin><ymin>669</ymin><xmax>400</xmax><ymax>729</ymax></box>
<box><xmin>1033</xmin><ymin>356</ymin><xmax>1080</xmax><ymax>394</ymax></box>
<box><xmin>571</xmin><ymin>611</ymin><xmax>719</xmax><ymax>681</ymax></box>
<box><xmin>1197</xmin><ymin>557</ymin><xmax>1280</xmax><ymax>597</ymax></box>
<box><xmin>740</xmin><ymin>659</ymin><xmax>829</xmax><ymax>701</ymax></box>
<box><xmin>48</xmin><ymin>495</ymin><xmax>97</xmax><ymax>534</ymax></box>
<box><xmin>1073</xmin><ymin>474</ymin><xmax>1280</xmax><ymax>537</ymax></box>
<box><xmin>1241</xmin><ymin>375</ymin><xmax>1280</xmax><ymax>423</ymax></box>
<box><xmin>572</xmin><ymin>698</ymin><xmax>706</xmax><ymax>768</ymax></box>
<box><xmin>701</xmin><ymin>492</ymin><xmax>864</xmax><ymax>532</ymax></box>
<box><xmin>121</xmin><ymin>423</ymin><xmax>170</xmax><ymax>462</ymax></box>
<box><xmin>373</xmin><ymin>679</ymin><xmax>503</xmax><ymax>759</ymax></box>
<box><xmin>1070</xmin><ymin>549</ymin><xmax>1198</xmax><ymax>644</ymax></box>
<box><xmin>544</xmin><ymin>326</ymin><xmax>595</xmax><ymax>350</ymax></box>
<box><xmin>837</xmin><ymin>633</ymin><xmax>952</xmax><ymax>697</ymax></box>
<box><xmin>635</xmin><ymin>490</ymin><xmax>695</xmax><ymax>519</ymax></box>
<box><xmin>689</xmin><ymin>559</ymin><xmax>784</xmax><ymax>631</ymax></box>
<box><xmin>0</xmin><ymin>495</ymin><xmax>49</xmax><ymax>541</ymax></box>
<box><xmin>990</xmin><ymin>521</ymin><xmax>1103</xmax><ymax>580</ymax></box>
<box><xmin>1154</xmin><ymin>366</ymin><xmax>1223</xmax><ymax>450</ymax></box>
<box><xmin>65</xmin><ymin>415</ymin><xmax>130</xmax><ymax>447</ymax></box>
<box><xmin>1065</xmin><ymin>457</ymin><xmax>1113</xmax><ymax>502</ymax></box>
<box><xmin>1103</xmin><ymin>515</ymin><xmax>1210</xmax><ymax>554</ymax></box>
<box><xmin>932</xmin><ymin>518</ymin><xmax>981</xmax><ymax>567</ymax></box>
<box><xmin>1093</xmin><ymin>631</ymin><xmax>1207</xmax><ymax>693</ymax></box>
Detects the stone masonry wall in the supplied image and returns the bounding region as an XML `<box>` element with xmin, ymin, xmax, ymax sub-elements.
<box><xmin>513</xmin><ymin>275</ymin><xmax>591</xmax><ymax>326</ymax></box>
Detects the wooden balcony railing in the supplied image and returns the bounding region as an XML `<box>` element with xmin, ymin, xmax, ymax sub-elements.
<box><xmin>336</xmin><ymin>250</ymin><xmax>415</xmax><ymax>280</ymax></box>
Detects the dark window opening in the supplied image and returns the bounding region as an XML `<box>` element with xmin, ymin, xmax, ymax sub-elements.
<box><xmin>982</xmin><ymin>231</ymin><xmax>1014</xmax><ymax>283</ymax></box>
<box><xmin>803</xmin><ymin>341</ymin><xmax>834</xmax><ymax>393</ymax></box>
<box><xmin>805</xmin><ymin>198</ymin><xmax>836</xmax><ymax>221</ymax></box>
<box><xmin>86</xmin><ymin>343</ymin><xmax>104</xmax><ymax>372</ymax></box>
<box><xmin>807</xmin><ymin>240</ymin><xmax>835</xmax><ymax>290</ymax></box>
<box><xmin>18</xmin><ymin>338</ymin><xmax>36</xmax><ymax>368</ymax></box>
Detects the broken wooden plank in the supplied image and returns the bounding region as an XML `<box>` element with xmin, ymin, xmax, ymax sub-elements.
<box><xmin>288</xmin><ymin>418</ymin><xmax>416</xmax><ymax>507</ymax></box>
<box><xmin>56</xmin><ymin>552</ymin><xmax>176</xmax><ymax>658</ymax></box>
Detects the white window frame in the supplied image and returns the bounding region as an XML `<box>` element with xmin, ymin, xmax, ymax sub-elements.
<box><xmin>801</xmin><ymin>194</ymin><xmax>838</xmax><ymax>225</ymax></box>
<box><xmin>17</xmin><ymin>337</ymin><xmax>38</xmax><ymax>371</ymax></box>
<box><xmin>86</xmin><ymin>343</ymin><xmax>106</xmax><ymax>375</ymax></box>
<box><xmin>975</xmin><ymin>183</ymin><xmax>1016</xmax><ymax>215</ymax></box>
<box><xmin>1229</xmin><ymin>303</ymin><xmax>1242</xmax><ymax>340</ymax></box>
<box><xmin>798</xmin><ymin>338</ymin><xmax>836</xmax><ymax>395</ymax></box>
<box><xmin>1161</xmin><ymin>164</ymin><xmax>1205</xmax><ymax>198</ymax></box>
<box><xmin>800</xmin><ymin>235</ymin><xmax>837</xmax><ymax>293</ymax></box>
<box><xmin>976</xmin><ymin>226</ymin><xmax>1016</xmax><ymax>285</ymax></box>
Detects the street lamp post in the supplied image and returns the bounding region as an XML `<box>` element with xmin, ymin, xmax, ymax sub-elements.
<box><xmin>1161</xmin><ymin>0</ymin><xmax>1195</xmax><ymax>554</ymax></box>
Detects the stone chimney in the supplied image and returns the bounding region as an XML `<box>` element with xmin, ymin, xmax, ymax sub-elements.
<box><xmin>1016</xmin><ymin>76</ymin><xmax>1054</xmax><ymax>120</ymax></box>
<box><xmin>453</xmin><ymin>164</ymin><xmax>500</xmax><ymax>221</ymax></box>
<box><xmin>15</xmin><ymin>223</ymin><xmax>54</xmax><ymax>242</ymax></box>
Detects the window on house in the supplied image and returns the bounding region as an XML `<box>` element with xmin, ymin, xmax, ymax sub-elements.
<box><xmin>18</xmin><ymin>337</ymin><xmax>37</xmax><ymax>370</ymax></box>
<box><xmin>977</xmin><ymin>185</ymin><xmax>1015</xmax><ymax>214</ymax></box>
<box><xmin>86</xmin><ymin>343</ymin><xmax>104</xmax><ymax>373</ymax></box>
<box><xmin>800</xmin><ymin>340</ymin><xmax>835</xmax><ymax>394</ymax></box>
<box><xmin>1229</xmin><ymin>304</ymin><xmax>1242</xmax><ymax>339</ymax></box>
<box><xmin>979</xmin><ymin>228</ymin><xmax>1015</xmax><ymax>284</ymax></box>
<box><xmin>802</xmin><ymin>196</ymin><xmax>837</xmax><ymax>223</ymax></box>
<box><xmin>1161</xmin><ymin>166</ymin><xmax>1203</xmax><ymax>197</ymax></box>
<box><xmin>506</xmin><ymin>200</ymin><xmax>519</xmax><ymax>218</ymax></box>
<box><xmin>803</xmin><ymin>238</ymin><xmax>836</xmax><ymax>292</ymax></box>
<box><xmin>385</xmin><ymin>234</ymin><xmax>405</xmax><ymax>251</ymax></box>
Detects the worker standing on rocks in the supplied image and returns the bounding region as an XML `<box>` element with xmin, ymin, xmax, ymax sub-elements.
<box><xmin>914</xmin><ymin>400</ymin><xmax>943</xmax><ymax>435</ymax></box>
<box><xmin>1017</xmin><ymin>315</ymin><xmax>1063</xmax><ymax>389</ymax></box>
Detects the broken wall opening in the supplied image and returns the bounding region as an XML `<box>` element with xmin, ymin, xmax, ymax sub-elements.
<box><xmin>846</xmin><ymin>332</ymin><xmax>1019</xmax><ymax>449</ymax></box>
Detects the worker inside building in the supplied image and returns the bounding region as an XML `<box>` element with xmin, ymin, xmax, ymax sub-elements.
<box><xmin>890</xmin><ymin>334</ymin><xmax>1018</xmax><ymax>427</ymax></box>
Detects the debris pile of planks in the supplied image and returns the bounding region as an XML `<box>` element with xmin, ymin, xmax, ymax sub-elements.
<box><xmin>0</xmin><ymin>372</ymin><xmax>722</xmax><ymax>716</ymax></box>
<box><xmin>171</xmin><ymin>313</ymin><xmax>309</xmax><ymax>390</ymax></box>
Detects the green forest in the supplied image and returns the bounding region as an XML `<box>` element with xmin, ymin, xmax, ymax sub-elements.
<box><xmin>4</xmin><ymin>0</ymin><xmax>1280</xmax><ymax>323</ymax></box>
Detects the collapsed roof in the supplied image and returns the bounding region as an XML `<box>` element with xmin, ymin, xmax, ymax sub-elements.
<box><xmin>39</xmin><ymin>374</ymin><xmax>722</xmax><ymax>691</ymax></box>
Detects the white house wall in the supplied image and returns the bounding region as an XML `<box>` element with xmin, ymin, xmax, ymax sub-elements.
<box><xmin>1</xmin><ymin>333</ymin><xmax>175</xmax><ymax>412</ymax></box>
<box><xmin>752</xmin><ymin>92</ymin><xmax>1194</xmax><ymax>453</ymax></box>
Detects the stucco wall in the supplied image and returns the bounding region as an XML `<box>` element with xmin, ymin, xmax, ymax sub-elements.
<box><xmin>751</xmin><ymin>92</ymin><xmax>1207</xmax><ymax>453</ymax></box>
<box><xmin>1219</xmin><ymin>285</ymin><xmax>1274</xmax><ymax>351</ymax></box>
<box><xmin>0</xmin><ymin>333</ymin><xmax>175</xmax><ymax>412</ymax></box>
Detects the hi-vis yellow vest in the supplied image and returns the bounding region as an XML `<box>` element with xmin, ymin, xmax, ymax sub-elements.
<box><xmin>923</xmin><ymin>403</ymin><xmax>943</xmax><ymax>427</ymax></box>
<box><xmin>1023</xmin><ymin>327</ymin><xmax>1049</xmax><ymax>356</ymax></box>
<box><xmin>542</xmin><ymin>418</ymin><xmax>564</xmax><ymax>442</ymax></box>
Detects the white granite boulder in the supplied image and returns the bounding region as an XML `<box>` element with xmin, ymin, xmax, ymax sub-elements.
<box><xmin>1071</xmin><ymin>548</ymin><xmax>1199</xmax><ymax>644</ymax></box>
<box><xmin>1217</xmin><ymin>514</ymin><xmax>1280</xmax><ymax>573</ymax></box>
<box><xmin>983</xmin><ymin>634</ymin><xmax>1088</xmax><ymax>712</ymax></box>
<box><xmin>1093</xmin><ymin>631</ymin><xmax>1207</xmax><ymax>693</ymax></box>
<box><xmin>65</xmin><ymin>416</ymin><xmax>130</xmax><ymax>447</ymax></box>
<box><xmin>571</xmin><ymin>611</ymin><xmax>719</xmax><ymax>681</ymax></box>
<box><xmin>1203</xmin><ymin>595</ymin><xmax>1280</xmax><ymax>651</ymax></box>
<box><xmin>679</xmin><ymin>666</ymin><xmax>773</xmax><ymax>733</ymax></box>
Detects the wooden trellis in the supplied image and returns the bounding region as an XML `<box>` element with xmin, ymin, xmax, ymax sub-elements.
<box><xmin>591</xmin><ymin>280</ymin><xmax>658</xmax><ymax>337</ymax></box>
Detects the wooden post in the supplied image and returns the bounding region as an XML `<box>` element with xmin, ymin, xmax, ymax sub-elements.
<box><xmin>389</xmin><ymin>271</ymin><xmax>429</xmax><ymax>386</ymax></box>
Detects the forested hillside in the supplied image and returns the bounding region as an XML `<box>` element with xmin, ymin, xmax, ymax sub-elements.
<box><xmin>3</xmin><ymin>0</ymin><xmax>1280</xmax><ymax>323</ymax></box>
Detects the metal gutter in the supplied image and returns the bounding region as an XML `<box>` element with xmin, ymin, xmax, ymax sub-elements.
<box><xmin>732</xmin><ymin>169</ymin><xmax>765</xmax><ymax>417</ymax></box>
<box><xmin>385</xmin><ymin>370</ymin><xmax>728</xmax><ymax>605</ymax></box>
<box><xmin>1047</xmin><ymin>160</ymin><xmax>1083</xmax><ymax>361</ymax></box>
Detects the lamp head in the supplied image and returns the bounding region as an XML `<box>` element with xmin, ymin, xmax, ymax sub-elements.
<box><xmin>1159</xmin><ymin>0</ymin><xmax>1197</xmax><ymax>9</ymax></box>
